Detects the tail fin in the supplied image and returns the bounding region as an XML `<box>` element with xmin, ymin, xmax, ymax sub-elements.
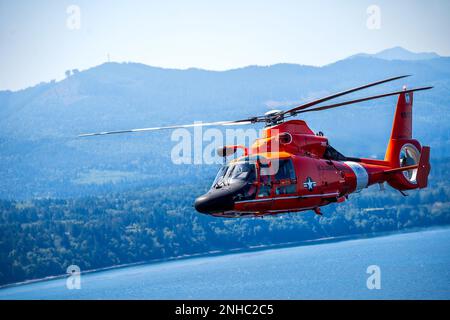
<box><xmin>384</xmin><ymin>90</ymin><xmax>431</xmax><ymax>190</ymax></box>
<box><xmin>390</xmin><ymin>90</ymin><xmax>413</xmax><ymax>140</ymax></box>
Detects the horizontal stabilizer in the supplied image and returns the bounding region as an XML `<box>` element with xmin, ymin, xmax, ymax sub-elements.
<box><xmin>383</xmin><ymin>164</ymin><xmax>419</xmax><ymax>174</ymax></box>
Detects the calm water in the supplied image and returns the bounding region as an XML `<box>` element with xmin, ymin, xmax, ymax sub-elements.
<box><xmin>1</xmin><ymin>228</ymin><xmax>449</xmax><ymax>300</ymax></box>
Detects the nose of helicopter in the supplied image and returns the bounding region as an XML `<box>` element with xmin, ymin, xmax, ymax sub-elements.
<box><xmin>194</xmin><ymin>190</ymin><xmax>235</xmax><ymax>214</ymax></box>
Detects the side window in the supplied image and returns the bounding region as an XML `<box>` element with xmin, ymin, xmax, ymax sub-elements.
<box><xmin>274</xmin><ymin>159</ymin><xmax>297</xmax><ymax>195</ymax></box>
<box><xmin>274</xmin><ymin>159</ymin><xmax>296</xmax><ymax>182</ymax></box>
<box><xmin>257</xmin><ymin>171</ymin><xmax>272</xmax><ymax>198</ymax></box>
<box><xmin>275</xmin><ymin>184</ymin><xmax>296</xmax><ymax>195</ymax></box>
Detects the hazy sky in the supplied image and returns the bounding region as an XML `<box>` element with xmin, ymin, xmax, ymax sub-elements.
<box><xmin>1</xmin><ymin>0</ymin><xmax>449</xmax><ymax>91</ymax></box>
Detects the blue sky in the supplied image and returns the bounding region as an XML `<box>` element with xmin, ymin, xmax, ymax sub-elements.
<box><xmin>1</xmin><ymin>0</ymin><xmax>449</xmax><ymax>91</ymax></box>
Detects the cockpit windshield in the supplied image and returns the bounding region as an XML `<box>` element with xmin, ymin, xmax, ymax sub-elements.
<box><xmin>211</xmin><ymin>165</ymin><xmax>228</xmax><ymax>188</ymax></box>
<box><xmin>211</xmin><ymin>162</ymin><xmax>256</xmax><ymax>188</ymax></box>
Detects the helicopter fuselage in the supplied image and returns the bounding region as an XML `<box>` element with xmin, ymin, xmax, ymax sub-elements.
<box><xmin>194</xmin><ymin>116</ymin><xmax>429</xmax><ymax>218</ymax></box>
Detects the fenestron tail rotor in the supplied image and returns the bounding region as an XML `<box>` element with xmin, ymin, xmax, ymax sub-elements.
<box><xmin>78</xmin><ymin>75</ymin><xmax>432</xmax><ymax>137</ymax></box>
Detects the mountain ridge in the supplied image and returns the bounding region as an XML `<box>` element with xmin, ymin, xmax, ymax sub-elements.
<box><xmin>348</xmin><ymin>46</ymin><xmax>442</xmax><ymax>61</ymax></box>
<box><xmin>0</xmin><ymin>51</ymin><xmax>449</xmax><ymax>199</ymax></box>
<box><xmin>2</xmin><ymin>47</ymin><xmax>446</xmax><ymax>94</ymax></box>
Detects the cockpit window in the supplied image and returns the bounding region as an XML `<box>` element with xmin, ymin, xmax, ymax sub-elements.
<box><xmin>212</xmin><ymin>162</ymin><xmax>256</xmax><ymax>188</ymax></box>
<box><xmin>211</xmin><ymin>165</ymin><xmax>229</xmax><ymax>188</ymax></box>
<box><xmin>228</xmin><ymin>162</ymin><xmax>256</xmax><ymax>183</ymax></box>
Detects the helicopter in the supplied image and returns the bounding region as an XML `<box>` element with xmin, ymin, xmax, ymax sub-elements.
<box><xmin>79</xmin><ymin>75</ymin><xmax>432</xmax><ymax>218</ymax></box>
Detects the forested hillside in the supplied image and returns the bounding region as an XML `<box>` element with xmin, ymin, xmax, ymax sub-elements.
<box><xmin>1</xmin><ymin>55</ymin><xmax>449</xmax><ymax>199</ymax></box>
<box><xmin>1</xmin><ymin>158</ymin><xmax>449</xmax><ymax>286</ymax></box>
<box><xmin>1</xmin><ymin>53</ymin><xmax>449</xmax><ymax>286</ymax></box>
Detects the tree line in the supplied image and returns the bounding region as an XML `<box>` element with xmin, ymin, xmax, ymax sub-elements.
<box><xmin>1</xmin><ymin>179</ymin><xmax>449</xmax><ymax>286</ymax></box>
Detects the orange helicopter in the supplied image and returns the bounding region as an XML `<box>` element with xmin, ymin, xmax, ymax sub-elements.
<box><xmin>80</xmin><ymin>75</ymin><xmax>432</xmax><ymax>218</ymax></box>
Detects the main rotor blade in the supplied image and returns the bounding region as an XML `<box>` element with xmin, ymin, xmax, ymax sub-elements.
<box><xmin>78</xmin><ymin>119</ymin><xmax>254</xmax><ymax>137</ymax></box>
<box><xmin>295</xmin><ymin>86</ymin><xmax>433</xmax><ymax>114</ymax></box>
<box><xmin>284</xmin><ymin>75</ymin><xmax>411</xmax><ymax>116</ymax></box>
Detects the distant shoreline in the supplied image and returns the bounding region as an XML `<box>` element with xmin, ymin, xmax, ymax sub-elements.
<box><xmin>1</xmin><ymin>224</ymin><xmax>449</xmax><ymax>291</ymax></box>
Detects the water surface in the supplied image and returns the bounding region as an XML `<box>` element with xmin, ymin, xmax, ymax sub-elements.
<box><xmin>1</xmin><ymin>228</ymin><xmax>449</xmax><ymax>299</ymax></box>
